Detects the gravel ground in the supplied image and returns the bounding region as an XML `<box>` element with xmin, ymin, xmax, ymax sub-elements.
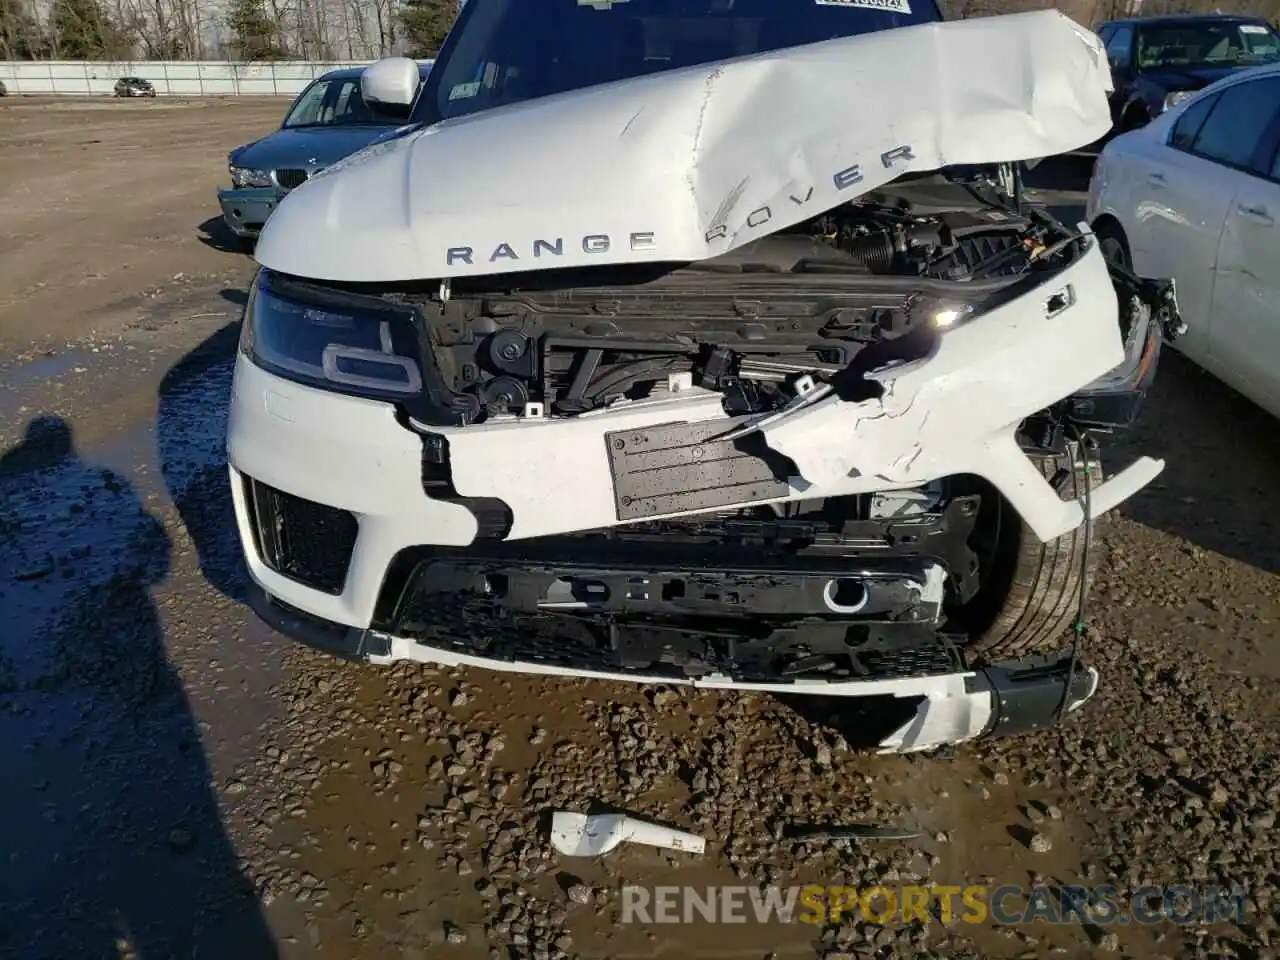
<box><xmin>0</xmin><ymin>107</ymin><xmax>1278</xmax><ymax>960</ymax></box>
<box><xmin>217</xmin><ymin>347</ymin><xmax>1280</xmax><ymax>960</ymax></box>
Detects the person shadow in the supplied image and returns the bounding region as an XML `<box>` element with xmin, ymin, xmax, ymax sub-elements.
<box><xmin>156</xmin><ymin>291</ymin><xmax>251</xmax><ymax>605</ymax></box>
<box><xmin>0</xmin><ymin>415</ymin><xmax>278</xmax><ymax>959</ymax></box>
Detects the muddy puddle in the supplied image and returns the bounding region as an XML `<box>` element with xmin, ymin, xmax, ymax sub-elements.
<box><xmin>0</xmin><ymin>326</ymin><xmax>280</xmax><ymax>959</ymax></box>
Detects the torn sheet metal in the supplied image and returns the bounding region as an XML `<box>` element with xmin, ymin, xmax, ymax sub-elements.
<box><xmin>724</xmin><ymin>242</ymin><xmax>1166</xmax><ymax>543</ymax></box>
<box><xmin>254</xmin><ymin>10</ymin><xmax>1111</xmax><ymax>283</ymax></box>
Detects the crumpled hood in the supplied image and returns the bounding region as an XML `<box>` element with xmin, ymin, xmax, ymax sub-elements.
<box><xmin>256</xmin><ymin>10</ymin><xmax>1112</xmax><ymax>283</ymax></box>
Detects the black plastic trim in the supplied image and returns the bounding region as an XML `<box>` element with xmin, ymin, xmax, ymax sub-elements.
<box><xmin>969</xmin><ymin>651</ymin><xmax>1097</xmax><ymax>739</ymax></box>
<box><xmin>247</xmin><ymin>584</ymin><xmax>389</xmax><ymax>661</ymax></box>
<box><xmin>242</xmin><ymin>477</ymin><xmax>358</xmax><ymax>595</ymax></box>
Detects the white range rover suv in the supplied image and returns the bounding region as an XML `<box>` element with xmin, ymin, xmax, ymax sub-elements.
<box><xmin>226</xmin><ymin>0</ymin><xmax>1183</xmax><ymax>753</ymax></box>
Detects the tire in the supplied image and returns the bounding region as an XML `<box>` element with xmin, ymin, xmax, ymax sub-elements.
<box><xmin>1120</xmin><ymin>105</ymin><xmax>1149</xmax><ymax>134</ymax></box>
<box><xmin>1093</xmin><ymin>219</ymin><xmax>1131</xmax><ymax>270</ymax></box>
<box><xmin>961</xmin><ymin>446</ymin><xmax>1103</xmax><ymax>664</ymax></box>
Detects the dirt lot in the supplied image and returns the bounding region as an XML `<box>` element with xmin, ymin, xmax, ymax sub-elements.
<box><xmin>0</xmin><ymin>96</ymin><xmax>284</xmax><ymax>354</ymax></box>
<box><xmin>2</xmin><ymin>99</ymin><xmax>1280</xmax><ymax>960</ymax></box>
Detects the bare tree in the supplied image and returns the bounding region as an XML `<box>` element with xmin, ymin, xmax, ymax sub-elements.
<box><xmin>371</xmin><ymin>0</ymin><xmax>398</xmax><ymax>56</ymax></box>
<box><xmin>336</xmin><ymin>0</ymin><xmax>357</xmax><ymax>58</ymax></box>
<box><xmin>17</xmin><ymin>0</ymin><xmax>1280</xmax><ymax>66</ymax></box>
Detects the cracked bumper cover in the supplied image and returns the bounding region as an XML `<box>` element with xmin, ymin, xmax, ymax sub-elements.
<box><xmin>246</xmin><ymin>581</ymin><xmax>1100</xmax><ymax>753</ymax></box>
<box><xmin>227</xmin><ymin>233</ymin><xmax>1157</xmax><ymax>748</ymax></box>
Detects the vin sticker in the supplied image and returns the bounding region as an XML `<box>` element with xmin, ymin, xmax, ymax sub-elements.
<box><xmin>448</xmin><ymin>81</ymin><xmax>481</xmax><ymax>101</ymax></box>
<box><xmin>816</xmin><ymin>0</ymin><xmax>912</xmax><ymax>12</ymax></box>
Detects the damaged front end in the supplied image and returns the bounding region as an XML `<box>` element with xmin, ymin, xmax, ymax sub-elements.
<box><xmin>233</xmin><ymin>10</ymin><xmax>1182</xmax><ymax>752</ymax></box>
<box><xmin>237</xmin><ymin>169</ymin><xmax>1181</xmax><ymax>751</ymax></box>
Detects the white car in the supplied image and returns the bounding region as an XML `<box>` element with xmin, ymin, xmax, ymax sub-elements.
<box><xmin>1088</xmin><ymin>61</ymin><xmax>1280</xmax><ymax>419</ymax></box>
<box><xmin>227</xmin><ymin>2</ymin><xmax>1183</xmax><ymax>754</ymax></box>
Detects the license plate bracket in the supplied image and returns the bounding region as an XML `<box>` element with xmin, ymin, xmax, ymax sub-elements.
<box><xmin>605</xmin><ymin>418</ymin><xmax>795</xmax><ymax>521</ymax></box>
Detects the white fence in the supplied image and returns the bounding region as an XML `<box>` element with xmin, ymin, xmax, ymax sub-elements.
<box><xmin>0</xmin><ymin>60</ymin><xmax>369</xmax><ymax>97</ymax></box>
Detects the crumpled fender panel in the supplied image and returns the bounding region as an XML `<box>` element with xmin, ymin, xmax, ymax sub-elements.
<box><xmin>254</xmin><ymin>10</ymin><xmax>1112</xmax><ymax>283</ymax></box>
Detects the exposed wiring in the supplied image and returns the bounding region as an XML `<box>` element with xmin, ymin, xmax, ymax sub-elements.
<box><xmin>1028</xmin><ymin>230</ymin><xmax>1088</xmax><ymax>267</ymax></box>
<box><xmin>584</xmin><ymin>357</ymin><xmax>685</xmax><ymax>401</ymax></box>
<box><xmin>1057</xmin><ymin>424</ymin><xmax>1095</xmax><ymax>724</ymax></box>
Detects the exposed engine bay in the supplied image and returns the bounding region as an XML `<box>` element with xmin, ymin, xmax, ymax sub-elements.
<box><xmin>338</xmin><ymin>172</ymin><xmax>1174</xmax><ymax>431</ymax></box>
<box><xmin>405</xmin><ymin>175</ymin><xmax>1067</xmax><ymax>426</ymax></box>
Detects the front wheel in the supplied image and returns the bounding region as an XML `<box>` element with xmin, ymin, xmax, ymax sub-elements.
<box><xmin>1094</xmin><ymin>219</ymin><xmax>1131</xmax><ymax>270</ymax></box>
<box><xmin>959</xmin><ymin>446</ymin><xmax>1103</xmax><ymax>665</ymax></box>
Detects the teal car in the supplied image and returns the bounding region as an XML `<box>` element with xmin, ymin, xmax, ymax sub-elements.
<box><xmin>217</xmin><ymin>62</ymin><xmax>431</xmax><ymax>244</ymax></box>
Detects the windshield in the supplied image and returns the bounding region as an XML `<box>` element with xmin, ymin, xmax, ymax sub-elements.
<box><xmin>1136</xmin><ymin>21</ymin><xmax>1280</xmax><ymax>70</ymax></box>
<box><xmin>416</xmin><ymin>0</ymin><xmax>941</xmax><ymax>124</ymax></box>
<box><xmin>284</xmin><ymin>76</ymin><xmax>402</xmax><ymax>128</ymax></box>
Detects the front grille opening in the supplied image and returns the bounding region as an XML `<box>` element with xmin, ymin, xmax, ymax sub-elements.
<box><xmin>275</xmin><ymin>168</ymin><xmax>309</xmax><ymax>190</ymax></box>
<box><xmin>244</xmin><ymin>477</ymin><xmax>357</xmax><ymax>595</ymax></box>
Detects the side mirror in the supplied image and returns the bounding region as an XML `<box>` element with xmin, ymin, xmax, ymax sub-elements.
<box><xmin>363</xmin><ymin>57</ymin><xmax>421</xmax><ymax>118</ymax></box>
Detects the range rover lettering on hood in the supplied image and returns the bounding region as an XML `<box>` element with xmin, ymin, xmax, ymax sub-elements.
<box><xmin>447</xmin><ymin>232</ymin><xmax>658</xmax><ymax>266</ymax></box>
<box><xmin>444</xmin><ymin>143</ymin><xmax>915</xmax><ymax>266</ymax></box>
<box><xmin>253</xmin><ymin>10</ymin><xmax>1112</xmax><ymax>284</ymax></box>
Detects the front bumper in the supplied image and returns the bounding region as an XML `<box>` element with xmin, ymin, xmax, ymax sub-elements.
<box><xmin>227</xmin><ymin>233</ymin><xmax>1162</xmax><ymax>745</ymax></box>
<box><xmin>247</xmin><ymin>580</ymin><xmax>1100</xmax><ymax>753</ymax></box>
<box><xmin>217</xmin><ymin>187</ymin><xmax>282</xmax><ymax>237</ymax></box>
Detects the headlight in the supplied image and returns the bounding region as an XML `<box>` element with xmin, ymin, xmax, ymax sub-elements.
<box><xmin>230</xmin><ymin>166</ymin><xmax>273</xmax><ymax>188</ymax></box>
<box><xmin>908</xmin><ymin>298</ymin><xmax>978</xmax><ymax>331</ymax></box>
<box><xmin>931</xmin><ymin>305</ymin><xmax>974</xmax><ymax>329</ymax></box>
<box><xmin>1162</xmin><ymin>91</ymin><xmax>1194</xmax><ymax>112</ymax></box>
<box><xmin>240</xmin><ymin>270</ymin><xmax>423</xmax><ymax>400</ymax></box>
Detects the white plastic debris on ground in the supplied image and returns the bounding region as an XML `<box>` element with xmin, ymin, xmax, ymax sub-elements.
<box><xmin>550</xmin><ymin>811</ymin><xmax>707</xmax><ymax>857</ymax></box>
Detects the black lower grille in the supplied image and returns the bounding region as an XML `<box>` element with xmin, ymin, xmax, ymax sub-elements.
<box><xmin>860</xmin><ymin>643</ymin><xmax>961</xmax><ymax>680</ymax></box>
<box><xmin>378</xmin><ymin>546</ymin><xmax>967</xmax><ymax>684</ymax></box>
<box><xmin>245</xmin><ymin>478</ymin><xmax>357</xmax><ymax>594</ymax></box>
<box><xmin>274</xmin><ymin>168</ymin><xmax>309</xmax><ymax>190</ymax></box>
<box><xmin>401</xmin><ymin>597</ymin><xmax>647</xmax><ymax>676</ymax></box>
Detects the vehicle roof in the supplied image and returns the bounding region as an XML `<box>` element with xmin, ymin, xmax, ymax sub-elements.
<box><xmin>1099</xmin><ymin>13</ymin><xmax>1273</xmax><ymax>29</ymax></box>
<box><xmin>317</xmin><ymin>62</ymin><xmax>433</xmax><ymax>83</ymax></box>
